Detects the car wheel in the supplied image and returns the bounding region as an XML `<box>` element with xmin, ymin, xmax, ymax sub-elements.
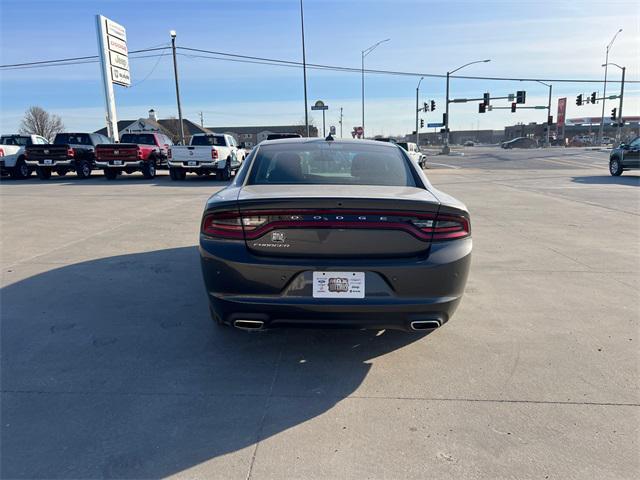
<box><xmin>104</xmin><ymin>169</ymin><xmax>119</xmax><ymax>180</ymax></box>
<box><xmin>222</xmin><ymin>160</ymin><xmax>231</xmax><ymax>181</ymax></box>
<box><xmin>76</xmin><ymin>160</ymin><xmax>92</xmax><ymax>179</ymax></box>
<box><xmin>11</xmin><ymin>157</ymin><xmax>30</xmax><ymax>179</ymax></box>
<box><xmin>169</xmin><ymin>167</ymin><xmax>185</xmax><ymax>180</ymax></box>
<box><xmin>142</xmin><ymin>158</ymin><xmax>156</xmax><ymax>179</ymax></box>
<box><xmin>609</xmin><ymin>157</ymin><xmax>623</xmax><ymax>176</ymax></box>
<box><xmin>36</xmin><ymin>167</ymin><xmax>52</xmax><ymax>180</ymax></box>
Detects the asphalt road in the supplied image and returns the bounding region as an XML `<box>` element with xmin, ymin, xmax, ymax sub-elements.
<box><xmin>1</xmin><ymin>147</ymin><xmax>638</xmax><ymax>479</ymax></box>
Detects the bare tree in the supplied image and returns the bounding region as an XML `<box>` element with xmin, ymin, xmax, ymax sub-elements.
<box><xmin>161</xmin><ymin>117</ymin><xmax>185</xmax><ymax>144</ymax></box>
<box><xmin>19</xmin><ymin>106</ymin><xmax>64</xmax><ymax>141</ymax></box>
<box><xmin>294</xmin><ymin>116</ymin><xmax>318</xmax><ymax>137</ymax></box>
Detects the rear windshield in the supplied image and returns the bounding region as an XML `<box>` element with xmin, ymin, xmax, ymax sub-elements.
<box><xmin>247</xmin><ymin>143</ymin><xmax>418</xmax><ymax>187</ymax></box>
<box><xmin>120</xmin><ymin>133</ymin><xmax>157</xmax><ymax>145</ymax></box>
<box><xmin>396</xmin><ymin>142</ymin><xmax>409</xmax><ymax>150</ymax></box>
<box><xmin>1</xmin><ymin>136</ymin><xmax>30</xmax><ymax>146</ymax></box>
<box><xmin>54</xmin><ymin>133</ymin><xmax>92</xmax><ymax>145</ymax></box>
<box><xmin>191</xmin><ymin>135</ymin><xmax>226</xmax><ymax>146</ymax></box>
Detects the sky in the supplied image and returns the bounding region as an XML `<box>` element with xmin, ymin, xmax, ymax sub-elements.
<box><xmin>1</xmin><ymin>0</ymin><xmax>638</xmax><ymax>137</ymax></box>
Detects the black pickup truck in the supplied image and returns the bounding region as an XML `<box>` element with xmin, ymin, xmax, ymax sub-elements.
<box><xmin>25</xmin><ymin>132</ymin><xmax>111</xmax><ymax>179</ymax></box>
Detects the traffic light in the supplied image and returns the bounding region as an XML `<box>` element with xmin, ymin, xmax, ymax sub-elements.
<box><xmin>420</xmin><ymin>119</ymin><xmax>424</xmax><ymax>128</ymax></box>
<box><xmin>516</xmin><ymin>90</ymin><xmax>526</xmax><ymax>104</ymax></box>
<box><xmin>424</xmin><ymin>102</ymin><xmax>429</xmax><ymax>112</ymax></box>
<box><xmin>576</xmin><ymin>94</ymin><xmax>583</xmax><ymax>106</ymax></box>
<box><xmin>430</xmin><ymin>100</ymin><xmax>436</xmax><ymax>111</ymax></box>
<box><xmin>548</xmin><ymin>115</ymin><xmax>553</xmax><ymax>124</ymax></box>
<box><xmin>590</xmin><ymin>92</ymin><xmax>597</xmax><ymax>104</ymax></box>
<box><xmin>511</xmin><ymin>102</ymin><xmax>516</xmax><ymax>113</ymax></box>
<box><xmin>611</xmin><ymin>108</ymin><xmax>617</xmax><ymax>121</ymax></box>
<box><xmin>479</xmin><ymin>102</ymin><xmax>486</xmax><ymax>113</ymax></box>
<box><xmin>483</xmin><ymin>93</ymin><xmax>490</xmax><ymax>106</ymax></box>
<box><xmin>442</xmin><ymin>113</ymin><xmax>447</xmax><ymax>125</ymax></box>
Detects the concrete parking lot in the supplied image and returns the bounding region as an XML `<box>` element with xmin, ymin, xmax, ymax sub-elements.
<box><xmin>1</xmin><ymin>147</ymin><xmax>638</xmax><ymax>479</ymax></box>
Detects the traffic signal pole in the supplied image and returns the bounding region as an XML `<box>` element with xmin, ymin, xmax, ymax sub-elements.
<box><xmin>416</xmin><ymin>77</ymin><xmax>423</xmax><ymax>147</ymax></box>
<box><xmin>618</xmin><ymin>66</ymin><xmax>625</xmax><ymax>142</ymax></box>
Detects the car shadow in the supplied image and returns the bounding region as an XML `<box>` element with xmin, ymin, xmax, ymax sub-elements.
<box><xmin>1</xmin><ymin>246</ymin><xmax>425</xmax><ymax>478</ymax></box>
<box><xmin>1</xmin><ymin>171</ymin><xmax>232</xmax><ymax>188</ymax></box>
<box><xmin>572</xmin><ymin>175</ymin><xmax>640</xmax><ymax>186</ymax></box>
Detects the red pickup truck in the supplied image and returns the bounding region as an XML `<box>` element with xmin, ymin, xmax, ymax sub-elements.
<box><xmin>95</xmin><ymin>132</ymin><xmax>172</xmax><ymax>180</ymax></box>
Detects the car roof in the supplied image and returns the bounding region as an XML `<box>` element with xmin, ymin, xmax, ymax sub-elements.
<box><xmin>258</xmin><ymin>137</ymin><xmax>400</xmax><ymax>148</ymax></box>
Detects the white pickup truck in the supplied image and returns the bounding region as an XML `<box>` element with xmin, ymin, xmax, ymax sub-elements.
<box><xmin>168</xmin><ymin>133</ymin><xmax>244</xmax><ymax>180</ymax></box>
<box><xmin>0</xmin><ymin>134</ymin><xmax>48</xmax><ymax>179</ymax></box>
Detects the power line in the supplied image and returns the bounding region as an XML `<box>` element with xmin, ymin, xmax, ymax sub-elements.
<box><xmin>1</xmin><ymin>44</ymin><xmax>635</xmax><ymax>84</ymax></box>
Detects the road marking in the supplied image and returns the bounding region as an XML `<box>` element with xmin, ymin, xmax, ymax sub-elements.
<box><xmin>538</xmin><ymin>157</ymin><xmax>607</xmax><ymax>170</ymax></box>
<box><xmin>428</xmin><ymin>162</ymin><xmax>461</xmax><ymax>169</ymax></box>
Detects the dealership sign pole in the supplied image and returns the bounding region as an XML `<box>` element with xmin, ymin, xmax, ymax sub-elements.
<box><xmin>96</xmin><ymin>15</ymin><xmax>130</xmax><ymax>142</ymax></box>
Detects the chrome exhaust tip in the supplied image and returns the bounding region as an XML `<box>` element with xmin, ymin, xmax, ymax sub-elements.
<box><xmin>410</xmin><ymin>320</ymin><xmax>441</xmax><ymax>331</ymax></box>
<box><xmin>233</xmin><ymin>319</ymin><xmax>265</xmax><ymax>331</ymax></box>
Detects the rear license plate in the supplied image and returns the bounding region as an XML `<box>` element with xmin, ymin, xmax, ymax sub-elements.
<box><xmin>113</xmin><ymin>160</ymin><xmax>123</xmax><ymax>165</ymax></box>
<box><xmin>188</xmin><ymin>161</ymin><xmax>197</xmax><ymax>166</ymax></box>
<box><xmin>43</xmin><ymin>159</ymin><xmax>53</xmax><ymax>165</ymax></box>
<box><xmin>312</xmin><ymin>272</ymin><xmax>365</xmax><ymax>299</ymax></box>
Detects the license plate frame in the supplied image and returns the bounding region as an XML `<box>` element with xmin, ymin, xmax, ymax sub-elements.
<box><xmin>188</xmin><ymin>161</ymin><xmax>197</xmax><ymax>167</ymax></box>
<box><xmin>312</xmin><ymin>272</ymin><xmax>365</xmax><ymax>299</ymax></box>
<box><xmin>113</xmin><ymin>160</ymin><xmax>123</xmax><ymax>166</ymax></box>
<box><xmin>43</xmin><ymin>159</ymin><xmax>53</xmax><ymax>165</ymax></box>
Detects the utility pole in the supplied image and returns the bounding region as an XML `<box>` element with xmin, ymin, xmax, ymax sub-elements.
<box><xmin>416</xmin><ymin>77</ymin><xmax>424</xmax><ymax>146</ymax></box>
<box><xmin>300</xmin><ymin>0</ymin><xmax>309</xmax><ymax>137</ymax></box>
<box><xmin>339</xmin><ymin>107</ymin><xmax>343</xmax><ymax>138</ymax></box>
<box><xmin>599</xmin><ymin>29</ymin><xmax>623</xmax><ymax>145</ymax></box>
<box><xmin>170</xmin><ymin>30</ymin><xmax>185</xmax><ymax>145</ymax></box>
<box><xmin>618</xmin><ymin>66</ymin><xmax>625</xmax><ymax>142</ymax></box>
<box><xmin>442</xmin><ymin>59</ymin><xmax>491</xmax><ymax>155</ymax></box>
<box><xmin>361</xmin><ymin>38</ymin><xmax>390</xmax><ymax>138</ymax></box>
<box><xmin>536</xmin><ymin>80</ymin><xmax>552</xmax><ymax>147</ymax></box>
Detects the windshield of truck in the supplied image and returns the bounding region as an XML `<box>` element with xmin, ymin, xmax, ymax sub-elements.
<box><xmin>120</xmin><ymin>134</ymin><xmax>157</xmax><ymax>145</ymax></box>
<box><xmin>0</xmin><ymin>136</ymin><xmax>30</xmax><ymax>146</ymax></box>
<box><xmin>54</xmin><ymin>133</ymin><xmax>92</xmax><ymax>145</ymax></box>
<box><xmin>191</xmin><ymin>135</ymin><xmax>226</xmax><ymax>146</ymax></box>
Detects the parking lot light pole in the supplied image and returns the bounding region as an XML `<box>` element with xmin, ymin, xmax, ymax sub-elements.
<box><xmin>170</xmin><ymin>30</ymin><xmax>185</xmax><ymax>145</ymax></box>
<box><xmin>416</xmin><ymin>76</ymin><xmax>424</xmax><ymax>146</ymax></box>
<box><xmin>603</xmin><ymin>62</ymin><xmax>626</xmax><ymax>143</ymax></box>
<box><xmin>443</xmin><ymin>59</ymin><xmax>490</xmax><ymax>154</ymax></box>
<box><xmin>300</xmin><ymin>0</ymin><xmax>309</xmax><ymax>137</ymax></box>
<box><xmin>599</xmin><ymin>29</ymin><xmax>622</xmax><ymax>145</ymax></box>
<box><xmin>536</xmin><ymin>80</ymin><xmax>552</xmax><ymax>147</ymax></box>
<box><xmin>361</xmin><ymin>38</ymin><xmax>390</xmax><ymax>138</ymax></box>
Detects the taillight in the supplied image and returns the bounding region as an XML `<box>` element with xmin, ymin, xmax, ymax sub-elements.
<box><xmin>429</xmin><ymin>215</ymin><xmax>470</xmax><ymax>241</ymax></box>
<box><xmin>0</xmin><ymin>148</ymin><xmax>4</xmax><ymax>157</ymax></box>
<box><xmin>67</xmin><ymin>147</ymin><xmax>75</xmax><ymax>157</ymax></box>
<box><xmin>201</xmin><ymin>209</ymin><xmax>470</xmax><ymax>241</ymax></box>
<box><xmin>211</xmin><ymin>149</ymin><xmax>218</xmax><ymax>160</ymax></box>
<box><xmin>202</xmin><ymin>212</ymin><xmax>244</xmax><ymax>239</ymax></box>
<box><xmin>137</xmin><ymin>148</ymin><xmax>143</xmax><ymax>159</ymax></box>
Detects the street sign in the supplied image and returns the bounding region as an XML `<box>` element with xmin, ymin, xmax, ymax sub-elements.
<box><xmin>330</xmin><ymin>126</ymin><xmax>336</xmax><ymax>135</ymax></box>
<box><xmin>427</xmin><ymin>122</ymin><xmax>444</xmax><ymax>128</ymax></box>
<box><xmin>311</xmin><ymin>100</ymin><xmax>329</xmax><ymax>111</ymax></box>
<box><xmin>508</xmin><ymin>93</ymin><xmax>515</xmax><ymax>102</ymax></box>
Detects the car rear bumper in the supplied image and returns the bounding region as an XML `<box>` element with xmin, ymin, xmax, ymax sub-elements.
<box><xmin>96</xmin><ymin>160</ymin><xmax>144</xmax><ymax>168</ymax></box>
<box><xmin>200</xmin><ymin>237</ymin><xmax>472</xmax><ymax>332</ymax></box>
<box><xmin>169</xmin><ymin>160</ymin><xmax>226</xmax><ymax>170</ymax></box>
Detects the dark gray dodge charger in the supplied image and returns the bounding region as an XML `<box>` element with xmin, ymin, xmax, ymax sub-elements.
<box><xmin>199</xmin><ymin>138</ymin><xmax>471</xmax><ymax>332</ymax></box>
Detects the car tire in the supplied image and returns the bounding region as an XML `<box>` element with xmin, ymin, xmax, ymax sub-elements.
<box><xmin>169</xmin><ymin>167</ymin><xmax>186</xmax><ymax>180</ymax></box>
<box><xmin>222</xmin><ymin>159</ymin><xmax>232</xmax><ymax>181</ymax></box>
<box><xmin>10</xmin><ymin>157</ymin><xmax>30</xmax><ymax>179</ymax></box>
<box><xmin>36</xmin><ymin>167</ymin><xmax>51</xmax><ymax>180</ymax></box>
<box><xmin>609</xmin><ymin>157</ymin><xmax>623</xmax><ymax>176</ymax></box>
<box><xmin>104</xmin><ymin>169</ymin><xmax>119</xmax><ymax>180</ymax></box>
<box><xmin>76</xmin><ymin>160</ymin><xmax>92</xmax><ymax>179</ymax></box>
<box><xmin>142</xmin><ymin>158</ymin><xmax>156</xmax><ymax>179</ymax></box>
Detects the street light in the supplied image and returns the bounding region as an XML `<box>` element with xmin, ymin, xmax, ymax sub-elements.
<box><xmin>415</xmin><ymin>76</ymin><xmax>424</xmax><ymax>147</ymax></box>
<box><xmin>361</xmin><ymin>38</ymin><xmax>390</xmax><ymax>138</ymax></box>
<box><xmin>536</xmin><ymin>80</ymin><xmax>553</xmax><ymax>147</ymax></box>
<box><xmin>443</xmin><ymin>59</ymin><xmax>490</xmax><ymax>154</ymax></box>
<box><xmin>169</xmin><ymin>30</ymin><xmax>185</xmax><ymax>145</ymax></box>
<box><xmin>599</xmin><ymin>28</ymin><xmax>622</xmax><ymax>145</ymax></box>
<box><xmin>603</xmin><ymin>62</ymin><xmax>626</xmax><ymax>143</ymax></box>
<box><xmin>299</xmin><ymin>0</ymin><xmax>309</xmax><ymax>137</ymax></box>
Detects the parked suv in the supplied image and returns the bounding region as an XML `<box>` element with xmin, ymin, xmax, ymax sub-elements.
<box><xmin>609</xmin><ymin>136</ymin><xmax>640</xmax><ymax>176</ymax></box>
<box><xmin>25</xmin><ymin>132</ymin><xmax>110</xmax><ymax>179</ymax></box>
<box><xmin>95</xmin><ymin>132</ymin><xmax>172</xmax><ymax>180</ymax></box>
<box><xmin>0</xmin><ymin>134</ymin><xmax>48</xmax><ymax>179</ymax></box>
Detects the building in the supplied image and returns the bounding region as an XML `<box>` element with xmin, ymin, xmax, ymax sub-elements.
<box><xmin>94</xmin><ymin>110</ymin><xmax>211</xmax><ymax>144</ymax></box>
<box><xmin>206</xmin><ymin>125</ymin><xmax>318</xmax><ymax>147</ymax></box>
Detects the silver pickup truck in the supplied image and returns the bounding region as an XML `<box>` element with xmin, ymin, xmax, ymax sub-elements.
<box><xmin>168</xmin><ymin>133</ymin><xmax>245</xmax><ymax>180</ymax></box>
